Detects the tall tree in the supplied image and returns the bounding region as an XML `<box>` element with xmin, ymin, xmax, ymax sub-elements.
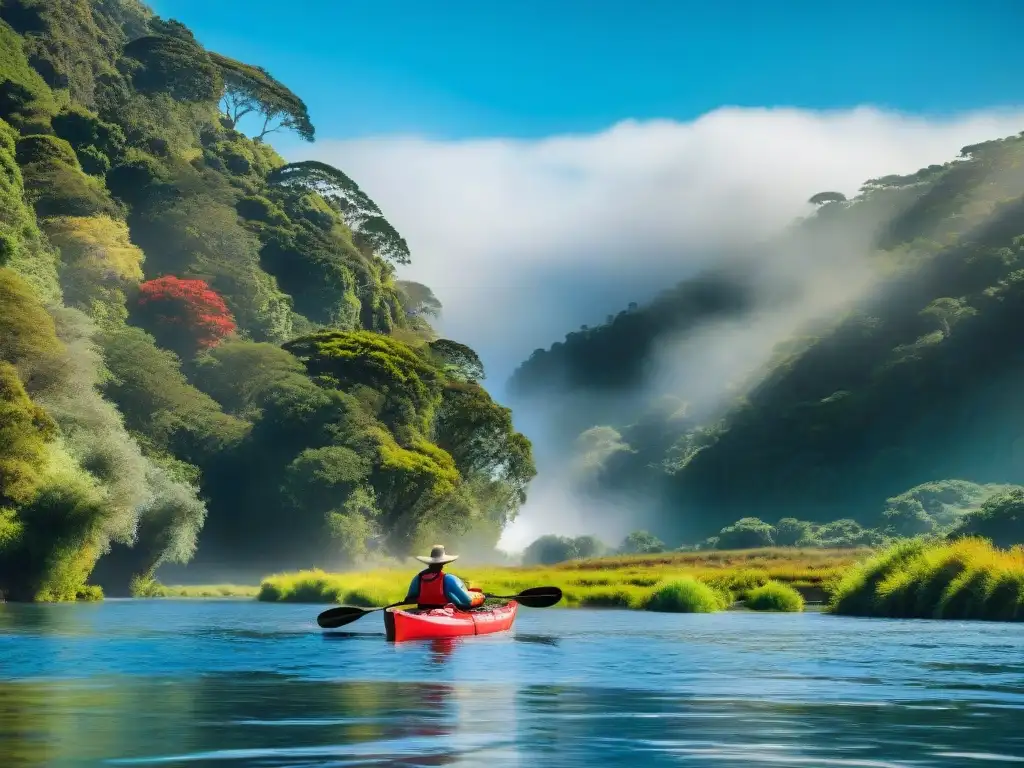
<box><xmin>210</xmin><ymin>52</ymin><xmax>314</xmax><ymax>142</ymax></box>
<box><xmin>267</xmin><ymin>161</ymin><xmax>410</xmax><ymax>265</ymax></box>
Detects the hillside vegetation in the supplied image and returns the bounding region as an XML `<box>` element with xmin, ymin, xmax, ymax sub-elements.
<box><xmin>0</xmin><ymin>0</ymin><xmax>533</xmax><ymax>600</ymax></box>
<box><xmin>510</xmin><ymin>129</ymin><xmax>1024</xmax><ymax>545</ymax></box>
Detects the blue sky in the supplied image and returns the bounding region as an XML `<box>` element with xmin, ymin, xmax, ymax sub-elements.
<box><xmin>150</xmin><ymin>0</ymin><xmax>1020</xmax><ymax>149</ymax></box>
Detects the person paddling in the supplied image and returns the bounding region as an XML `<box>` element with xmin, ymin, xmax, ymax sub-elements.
<box><xmin>404</xmin><ymin>545</ymin><xmax>485</xmax><ymax>611</ymax></box>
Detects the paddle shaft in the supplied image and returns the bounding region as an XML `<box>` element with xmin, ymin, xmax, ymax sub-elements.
<box><xmin>316</xmin><ymin>586</ymin><xmax>562</xmax><ymax>629</ymax></box>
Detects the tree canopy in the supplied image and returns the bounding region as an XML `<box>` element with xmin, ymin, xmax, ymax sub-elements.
<box><xmin>267</xmin><ymin>160</ymin><xmax>410</xmax><ymax>265</ymax></box>
<box><xmin>211</xmin><ymin>52</ymin><xmax>314</xmax><ymax>142</ymax></box>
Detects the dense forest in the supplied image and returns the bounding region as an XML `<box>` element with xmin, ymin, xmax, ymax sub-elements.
<box><xmin>0</xmin><ymin>0</ymin><xmax>534</xmax><ymax>599</ymax></box>
<box><xmin>510</xmin><ymin>129</ymin><xmax>1024</xmax><ymax>546</ymax></box>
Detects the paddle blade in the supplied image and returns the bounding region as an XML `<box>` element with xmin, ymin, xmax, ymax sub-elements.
<box><xmin>512</xmin><ymin>586</ymin><xmax>562</xmax><ymax>608</ymax></box>
<box><xmin>316</xmin><ymin>605</ymin><xmax>376</xmax><ymax>629</ymax></box>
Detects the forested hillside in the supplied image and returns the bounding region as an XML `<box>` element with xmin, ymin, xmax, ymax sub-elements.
<box><xmin>510</xmin><ymin>130</ymin><xmax>1024</xmax><ymax>544</ymax></box>
<box><xmin>0</xmin><ymin>0</ymin><xmax>533</xmax><ymax>599</ymax></box>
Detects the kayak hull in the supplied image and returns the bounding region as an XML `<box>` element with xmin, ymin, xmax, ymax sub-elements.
<box><xmin>384</xmin><ymin>601</ymin><xmax>518</xmax><ymax>643</ymax></box>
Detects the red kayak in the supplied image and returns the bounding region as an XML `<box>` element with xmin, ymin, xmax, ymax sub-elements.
<box><xmin>384</xmin><ymin>601</ymin><xmax>518</xmax><ymax>643</ymax></box>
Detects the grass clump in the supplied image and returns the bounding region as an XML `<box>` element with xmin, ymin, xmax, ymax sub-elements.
<box><xmin>258</xmin><ymin>568</ymin><xmax>405</xmax><ymax>605</ymax></box>
<box><xmin>643</xmin><ymin>577</ymin><xmax>728</xmax><ymax>613</ymax></box>
<box><xmin>829</xmin><ymin>538</ymin><xmax>1024</xmax><ymax>621</ymax></box>
<box><xmin>745</xmin><ymin>581</ymin><xmax>804</xmax><ymax>612</ymax></box>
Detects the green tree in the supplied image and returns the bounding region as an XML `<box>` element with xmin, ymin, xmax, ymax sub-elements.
<box><xmin>882</xmin><ymin>497</ymin><xmax>937</xmax><ymax>537</ymax></box>
<box><xmin>950</xmin><ymin>489</ymin><xmax>1024</xmax><ymax>548</ymax></box>
<box><xmin>211</xmin><ymin>52</ymin><xmax>314</xmax><ymax>141</ymax></box>
<box><xmin>920</xmin><ymin>297</ymin><xmax>977</xmax><ymax>337</ymax></box>
<box><xmin>121</xmin><ymin>34</ymin><xmax>222</xmax><ymax>103</ymax></box>
<box><xmin>397</xmin><ymin>280</ymin><xmax>442</xmax><ymax>318</ymax></box>
<box><xmin>283</xmin><ymin>330</ymin><xmax>444</xmax><ymax>434</ymax></box>
<box><xmin>428</xmin><ymin>339</ymin><xmax>485</xmax><ymax>382</ymax></box>
<box><xmin>808</xmin><ymin>191</ymin><xmax>847</xmax><ymax>206</ymax></box>
<box><xmin>0</xmin><ymin>361</ymin><xmax>53</xmax><ymax>512</ymax></box>
<box><xmin>620</xmin><ymin>530</ymin><xmax>665</xmax><ymax>554</ymax></box>
<box><xmin>523</xmin><ymin>534</ymin><xmax>579</xmax><ymax>565</ymax></box>
<box><xmin>774</xmin><ymin>518</ymin><xmax>813</xmax><ymax>546</ymax></box>
<box><xmin>267</xmin><ymin>161</ymin><xmax>410</xmax><ymax>265</ymax></box>
<box><xmin>716</xmin><ymin>517</ymin><xmax>776</xmax><ymax>549</ymax></box>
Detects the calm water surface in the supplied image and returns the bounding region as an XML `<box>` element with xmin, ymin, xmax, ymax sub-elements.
<box><xmin>1</xmin><ymin>601</ymin><xmax>1023</xmax><ymax>767</ymax></box>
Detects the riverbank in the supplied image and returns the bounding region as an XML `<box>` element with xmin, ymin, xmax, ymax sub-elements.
<box><xmin>87</xmin><ymin>540</ymin><xmax>1024</xmax><ymax>620</ymax></box>
<box><xmin>252</xmin><ymin>547</ymin><xmax>867</xmax><ymax>612</ymax></box>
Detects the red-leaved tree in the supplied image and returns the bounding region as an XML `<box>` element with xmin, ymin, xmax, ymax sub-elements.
<box><xmin>133</xmin><ymin>276</ymin><xmax>236</xmax><ymax>357</ymax></box>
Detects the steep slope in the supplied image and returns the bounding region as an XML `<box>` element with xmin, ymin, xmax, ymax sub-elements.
<box><xmin>0</xmin><ymin>1</ymin><xmax>534</xmax><ymax>598</ymax></box>
<box><xmin>510</xmin><ymin>131</ymin><xmax>1024</xmax><ymax>543</ymax></box>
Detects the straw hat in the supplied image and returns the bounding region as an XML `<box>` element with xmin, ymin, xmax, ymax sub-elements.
<box><xmin>415</xmin><ymin>544</ymin><xmax>459</xmax><ymax>565</ymax></box>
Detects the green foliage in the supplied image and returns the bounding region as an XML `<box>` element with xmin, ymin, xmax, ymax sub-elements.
<box><xmin>104</xmin><ymin>153</ymin><xmax>168</xmax><ymax>204</ymax></box>
<box><xmin>745</xmin><ymin>581</ymin><xmax>805</xmax><ymax>611</ymax></box>
<box><xmin>0</xmin><ymin>120</ymin><xmax>60</xmax><ymax>301</ymax></box>
<box><xmin>0</xmin><ymin>0</ymin><xmax>124</xmax><ymax>107</ymax></box>
<box><xmin>191</xmin><ymin>339</ymin><xmax>306</xmax><ymax>418</ymax></box>
<box><xmin>716</xmin><ymin>517</ymin><xmax>776</xmax><ymax>549</ymax></box>
<box><xmin>644</xmin><ymin>577</ymin><xmax>727</xmax><ymax>613</ymax></box>
<box><xmin>774</xmin><ymin>518</ymin><xmax>813</xmax><ymax>546</ymax></box>
<box><xmin>235</xmin><ymin>194</ymin><xmax>286</xmax><ymax>225</ymax></box>
<box><xmin>16</xmin><ymin>133</ymin><xmax>118</xmax><ymax>218</ymax></box>
<box><xmin>97</xmin><ymin>325</ymin><xmax>248</xmax><ymax>465</ymax></box>
<box><xmin>0</xmin><ymin>267</ymin><xmax>64</xmax><ymax>388</ymax></box>
<box><xmin>522</xmin><ymin>534</ymin><xmax>608</xmax><ymax>565</ymax></box>
<box><xmin>52</xmin><ymin>105</ymin><xmax>125</xmax><ymax>157</ymax></box>
<box><xmin>397</xmin><ymin>280</ymin><xmax>442</xmax><ymax>318</ymax></box>
<box><xmin>43</xmin><ymin>214</ymin><xmax>144</xmax><ymax>322</ymax></box>
<box><xmin>122</xmin><ymin>34</ymin><xmax>221</xmax><ymax>103</ymax></box>
<box><xmin>620</xmin><ymin>530</ymin><xmax>665</xmax><ymax>554</ymax></box>
<box><xmin>326</xmin><ymin>486</ymin><xmax>381</xmax><ymax>562</ymax></box>
<box><xmin>284</xmin><ymin>330</ymin><xmax>444</xmax><ymax>433</ymax></box>
<box><xmin>267</xmin><ymin>160</ymin><xmax>410</xmax><ymax>265</ymax></box>
<box><xmin>808</xmin><ymin>191</ymin><xmax>846</xmax><ymax>206</ymax></box>
<box><xmin>130</xmin><ymin>195</ymin><xmax>295</xmax><ymax>343</ymax></box>
<box><xmin>949</xmin><ymin>489</ymin><xmax>1024</xmax><ymax>548</ymax></box>
<box><xmin>0</xmin><ymin>5</ymin><xmax>535</xmax><ymax>598</ymax></box>
<box><xmin>428</xmin><ymin>339</ymin><xmax>485</xmax><ymax>382</ymax></box>
<box><xmin>0</xmin><ymin>361</ymin><xmax>52</xmax><ymax>510</ymax></box>
<box><xmin>433</xmin><ymin>380</ymin><xmax>536</xmax><ymax>518</ymax></box>
<box><xmin>211</xmin><ymin>52</ymin><xmax>314</xmax><ymax>142</ymax></box>
<box><xmin>0</xmin><ymin>19</ymin><xmax>57</xmax><ymax>130</ymax></box>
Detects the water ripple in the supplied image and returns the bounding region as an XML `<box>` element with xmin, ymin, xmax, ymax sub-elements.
<box><xmin>1</xmin><ymin>603</ymin><xmax>1023</xmax><ymax>766</ymax></box>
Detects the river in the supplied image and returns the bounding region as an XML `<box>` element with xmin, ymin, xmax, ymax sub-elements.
<box><xmin>1</xmin><ymin>601</ymin><xmax>1023</xmax><ymax>767</ymax></box>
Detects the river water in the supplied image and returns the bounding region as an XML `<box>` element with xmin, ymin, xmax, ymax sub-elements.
<box><xmin>1</xmin><ymin>601</ymin><xmax>1023</xmax><ymax>767</ymax></box>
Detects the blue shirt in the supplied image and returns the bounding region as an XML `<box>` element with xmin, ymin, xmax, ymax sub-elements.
<box><xmin>405</xmin><ymin>571</ymin><xmax>476</xmax><ymax>608</ymax></box>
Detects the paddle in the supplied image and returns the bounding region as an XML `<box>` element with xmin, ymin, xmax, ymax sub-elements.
<box><xmin>315</xmin><ymin>586</ymin><xmax>563</xmax><ymax>629</ymax></box>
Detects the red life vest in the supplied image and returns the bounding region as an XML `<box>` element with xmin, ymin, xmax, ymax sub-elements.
<box><xmin>416</xmin><ymin>569</ymin><xmax>449</xmax><ymax>608</ymax></box>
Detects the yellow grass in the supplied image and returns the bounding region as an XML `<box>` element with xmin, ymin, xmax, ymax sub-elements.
<box><xmin>830</xmin><ymin>538</ymin><xmax>1024</xmax><ymax>620</ymax></box>
<box><xmin>255</xmin><ymin>547</ymin><xmax>867</xmax><ymax>610</ymax></box>
<box><xmin>142</xmin><ymin>583</ymin><xmax>260</xmax><ymax>598</ymax></box>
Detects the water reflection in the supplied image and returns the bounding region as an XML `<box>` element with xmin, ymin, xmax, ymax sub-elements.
<box><xmin>4</xmin><ymin>674</ymin><xmax>1024</xmax><ymax>767</ymax></box>
<box><xmin>2</xmin><ymin>603</ymin><xmax>1024</xmax><ymax>766</ymax></box>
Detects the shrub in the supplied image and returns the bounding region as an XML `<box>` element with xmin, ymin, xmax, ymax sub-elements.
<box><xmin>644</xmin><ymin>577</ymin><xmax>727</xmax><ymax>613</ymax></box>
<box><xmin>132</xmin><ymin>276</ymin><xmax>237</xmax><ymax>357</ymax></box>
<box><xmin>745</xmin><ymin>581</ymin><xmax>804</xmax><ymax>612</ymax></box>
